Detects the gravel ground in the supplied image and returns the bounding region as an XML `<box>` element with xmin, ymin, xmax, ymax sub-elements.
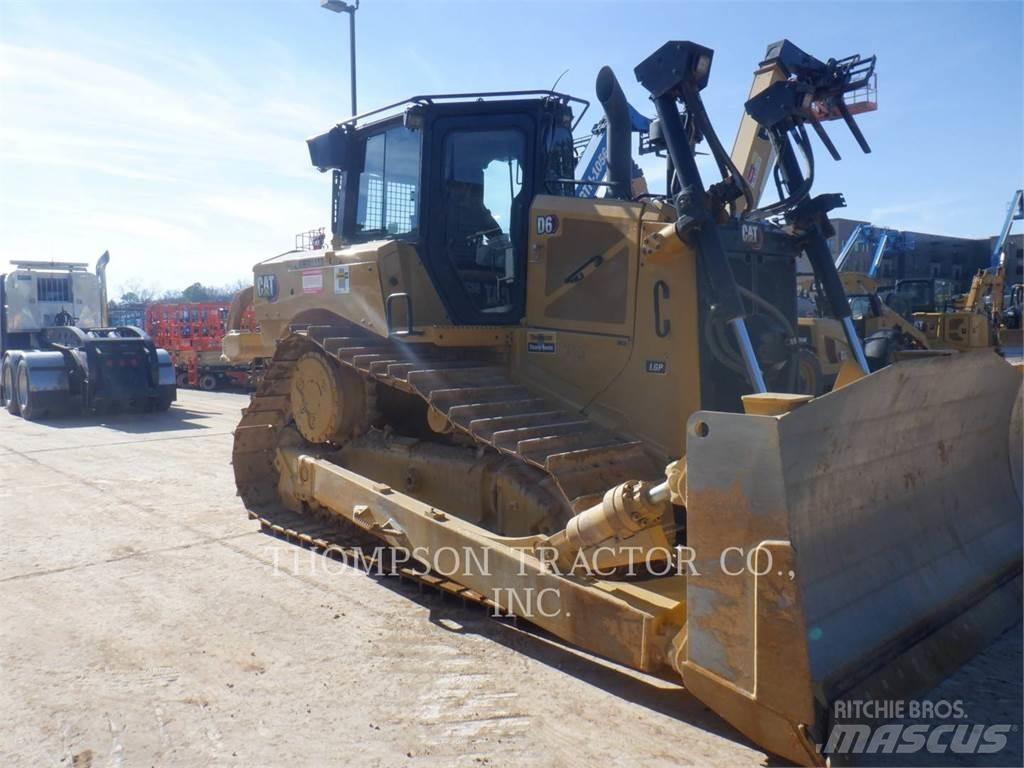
<box><xmin>0</xmin><ymin>388</ymin><xmax>1020</xmax><ymax>767</ymax></box>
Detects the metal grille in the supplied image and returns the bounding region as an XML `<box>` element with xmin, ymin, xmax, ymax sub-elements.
<box><xmin>385</xmin><ymin>181</ymin><xmax>416</xmax><ymax>233</ymax></box>
<box><xmin>363</xmin><ymin>177</ymin><xmax>383</xmax><ymax>230</ymax></box>
<box><xmin>37</xmin><ymin>277</ymin><xmax>71</xmax><ymax>302</ymax></box>
<box><xmin>362</xmin><ymin>179</ymin><xmax>416</xmax><ymax>234</ymax></box>
<box><xmin>331</xmin><ymin>170</ymin><xmax>345</xmax><ymax>235</ymax></box>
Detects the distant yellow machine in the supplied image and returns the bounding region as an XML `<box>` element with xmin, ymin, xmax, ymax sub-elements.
<box><xmin>796</xmin><ymin>271</ymin><xmax>931</xmax><ymax>390</ymax></box>
<box><xmin>891</xmin><ymin>189</ymin><xmax>1023</xmax><ymax>352</ymax></box>
<box><xmin>894</xmin><ymin>270</ymin><xmax>1000</xmax><ymax>351</ymax></box>
<box><xmin>226</xmin><ymin>40</ymin><xmax>1022</xmax><ymax>766</ymax></box>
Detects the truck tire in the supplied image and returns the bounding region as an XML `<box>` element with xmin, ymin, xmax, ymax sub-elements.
<box><xmin>2</xmin><ymin>356</ymin><xmax>21</xmax><ymax>416</ymax></box>
<box><xmin>15</xmin><ymin>363</ymin><xmax>38</xmax><ymax>421</ymax></box>
<box><xmin>199</xmin><ymin>373</ymin><xmax>218</xmax><ymax>391</ymax></box>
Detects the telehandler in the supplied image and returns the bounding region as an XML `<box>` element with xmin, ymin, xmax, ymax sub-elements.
<box><xmin>229</xmin><ymin>39</ymin><xmax>1022</xmax><ymax>765</ymax></box>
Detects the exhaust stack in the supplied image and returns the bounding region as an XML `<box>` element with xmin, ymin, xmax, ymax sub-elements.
<box><xmin>595</xmin><ymin>66</ymin><xmax>632</xmax><ymax>200</ymax></box>
<box><xmin>95</xmin><ymin>251</ymin><xmax>110</xmax><ymax>328</ymax></box>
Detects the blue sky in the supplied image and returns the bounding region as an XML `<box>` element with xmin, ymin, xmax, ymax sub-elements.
<box><xmin>1</xmin><ymin>0</ymin><xmax>1021</xmax><ymax>297</ymax></box>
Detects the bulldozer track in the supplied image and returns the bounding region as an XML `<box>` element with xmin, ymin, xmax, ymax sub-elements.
<box><xmin>232</xmin><ymin>324</ymin><xmax>661</xmax><ymax>612</ymax></box>
<box><xmin>233</xmin><ymin>325</ymin><xmax>662</xmax><ymax>515</ymax></box>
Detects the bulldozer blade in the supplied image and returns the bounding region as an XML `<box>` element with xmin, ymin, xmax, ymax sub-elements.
<box><xmin>683</xmin><ymin>350</ymin><xmax>1023</xmax><ymax>766</ymax></box>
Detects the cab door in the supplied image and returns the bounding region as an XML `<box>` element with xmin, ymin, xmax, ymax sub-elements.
<box><xmin>423</xmin><ymin>113</ymin><xmax>536</xmax><ymax>325</ymax></box>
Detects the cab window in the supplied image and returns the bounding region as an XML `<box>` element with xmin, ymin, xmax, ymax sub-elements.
<box><xmin>37</xmin><ymin>277</ymin><xmax>71</xmax><ymax>303</ymax></box>
<box><xmin>896</xmin><ymin>281</ymin><xmax>932</xmax><ymax>312</ymax></box>
<box><xmin>440</xmin><ymin>128</ymin><xmax>525</xmax><ymax>313</ymax></box>
<box><xmin>354</xmin><ymin>125</ymin><xmax>420</xmax><ymax>240</ymax></box>
<box><xmin>933</xmin><ymin>279</ymin><xmax>954</xmax><ymax>310</ymax></box>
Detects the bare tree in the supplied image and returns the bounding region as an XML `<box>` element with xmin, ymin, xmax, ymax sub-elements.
<box><xmin>116</xmin><ymin>280</ymin><xmax>158</xmax><ymax>305</ymax></box>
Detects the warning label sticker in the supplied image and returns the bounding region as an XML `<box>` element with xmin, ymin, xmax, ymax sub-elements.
<box><xmin>334</xmin><ymin>266</ymin><xmax>350</xmax><ymax>294</ymax></box>
<box><xmin>302</xmin><ymin>269</ymin><xmax>323</xmax><ymax>294</ymax></box>
<box><xmin>527</xmin><ymin>331</ymin><xmax>557</xmax><ymax>354</ymax></box>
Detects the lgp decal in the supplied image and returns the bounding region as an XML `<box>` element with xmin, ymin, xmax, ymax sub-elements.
<box><xmin>527</xmin><ymin>331</ymin><xmax>557</xmax><ymax>354</ymax></box>
<box><xmin>302</xmin><ymin>269</ymin><xmax>324</xmax><ymax>294</ymax></box>
<box><xmin>334</xmin><ymin>266</ymin><xmax>350</xmax><ymax>294</ymax></box>
<box><xmin>256</xmin><ymin>273</ymin><xmax>278</xmax><ymax>302</ymax></box>
<box><xmin>645</xmin><ymin>360</ymin><xmax>667</xmax><ymax>375</ymax></box>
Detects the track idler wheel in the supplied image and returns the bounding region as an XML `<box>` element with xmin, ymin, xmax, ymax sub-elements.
<box><xmin>289</xmin><ymin>350</ymin><xmax>367</xmax><ymax>445</ymax></box>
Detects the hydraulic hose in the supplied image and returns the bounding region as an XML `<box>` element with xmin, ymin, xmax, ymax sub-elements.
<box><xmin>688</xmin><ymin>90</ymin><xmax>755</xmax><ymax>215</ymax></box>
<box><xmin>749</xmin><ymin>124</ymin><xmax>816</xmax><ymax>221</ymax></box>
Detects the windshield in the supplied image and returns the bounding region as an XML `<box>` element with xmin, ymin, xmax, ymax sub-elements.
<box><xmin>352</xmin><ymin>124</ymin><xmax>421</xmax><ymax>241</ymax></box>
<box><xmin>896</xmin><ymin>281</ymin><xmax>933</xmax><ymax>311</ymax></box>
<box><xmin>896</xmin><ymin>279</ymin><xmax>954</xmax><ymax>312</ymax></box>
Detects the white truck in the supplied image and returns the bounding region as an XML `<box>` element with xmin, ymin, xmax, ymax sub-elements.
<box><xmin>0</xmin><ymin>253</ymin><xmax>176</xmax><ymax>420</ymax></box>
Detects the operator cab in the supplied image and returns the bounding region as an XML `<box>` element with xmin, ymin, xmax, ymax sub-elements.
<box><xmin>893</xmin><ymin>277</ymin><xmax>956</xmax><ymax>313</ymax></box>
<box><xmin>307</xmin><ymin>93</ymin><xmax>581</xmax><ymax>325</ymax></box>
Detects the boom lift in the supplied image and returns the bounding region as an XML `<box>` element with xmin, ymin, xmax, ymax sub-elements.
<box><xmin>228</xmin><ymin>39</ymin><xmax>1022</xmax><ymax>766</ymax></box>
<box><xmin>0</xmin><ymin>253</ymin><xmax>176</xmax><ymax>419</ymax></box>
<box><xmin>573</xmin><ymin>101</ymin><xmax>651</xmax><ymax>198</ymax></box>
<box><xmin>991</xmin><ymin>188</ymin><xmax>1024</xmax><ymax>269</ymax></box>
<box><xmin>833</xmin><ymin>222</ymin><xmax>907</xmax><ymax>280</ymax></box>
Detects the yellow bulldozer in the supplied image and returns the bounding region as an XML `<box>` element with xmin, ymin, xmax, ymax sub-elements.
<box><xmin>226</xmin><ymin>39</ymin><xmax>1023</xmax><ymax>765</ymax></box>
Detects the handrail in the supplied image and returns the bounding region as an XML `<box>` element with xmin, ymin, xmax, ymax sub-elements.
<box><xmin>333</xmin><ymin>89</ymin><xmax>590</xmax><ymax>131</ymax></box>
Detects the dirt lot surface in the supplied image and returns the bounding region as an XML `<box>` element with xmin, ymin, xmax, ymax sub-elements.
<box><xmin>1</xmin><ymin>389</ymin><xmax>1021</xmax><ymax>767</ymax></box>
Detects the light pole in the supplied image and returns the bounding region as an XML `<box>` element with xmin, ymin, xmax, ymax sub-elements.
<box><xmin>321</xmin><ymin>0</ymin><xmax>359</xmax><ymax>116</ymax></box>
